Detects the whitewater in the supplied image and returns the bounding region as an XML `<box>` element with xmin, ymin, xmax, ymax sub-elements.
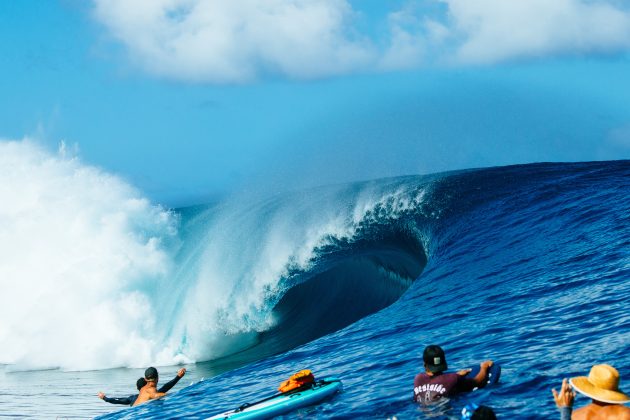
<box><xmin>0</xmin><ymin>140</ymin><xmax>628</xmax><ymax>418</ymax></box>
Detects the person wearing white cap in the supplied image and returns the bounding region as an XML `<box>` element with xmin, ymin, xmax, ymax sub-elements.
<box><xmin>552</xmin><ymin>364</ymin><xmax>630</xmax><ymax>419</ymax></box>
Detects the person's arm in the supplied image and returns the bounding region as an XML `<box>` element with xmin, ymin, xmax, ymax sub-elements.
<box><xmin>456</xmin><ymin>361</ymin><xmax>493</xmax><ymax>392</ymax></box>
<box><xmin>472</xmin><ymin>361</ymin><xmax>493</xmax><ymax>387</ymax></box>
<box><xmin>158</xmin><ymin>368</ymin><xmax>186</xmax><ymax>393</ymax></box>
<box><xmin>98</xmin><ymin>392</ymin><xmax>136</xmax><ymax>405</ymax></box>
<box><xmin>552</xmin><ymin>378</ymin><xmax>574</xmax><ymax>420</ymax></box>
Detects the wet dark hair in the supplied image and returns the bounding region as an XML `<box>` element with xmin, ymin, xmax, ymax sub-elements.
<box><xmin>136</xmin><ymin>377</ymin><xmax>147</xmax><ymax>390</ymax></box>
<box><xmin>145</xmin><ymin>367</ymin><xmax>159</xmax><ymax>381</ymax></box>
<box><xmin>471</xmin><ymin>405</ymin><xmax>497</xmax><ymax>420</ymax></box>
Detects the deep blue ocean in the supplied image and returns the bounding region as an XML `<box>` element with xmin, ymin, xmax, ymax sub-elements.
<box><xmin>1</xmin><ymin>160</ymin><xmax>629</xmax><ymax>419</ymax></box>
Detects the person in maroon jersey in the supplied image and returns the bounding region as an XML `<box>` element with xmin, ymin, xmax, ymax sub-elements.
<box><xmin>413</xmin><ymin>344</ymin><xmax>493</xmax><ymax>404</ymax></box>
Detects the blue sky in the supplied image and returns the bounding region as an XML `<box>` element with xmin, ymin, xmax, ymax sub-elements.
<box><xmin>1</xmin><ymin>1</ymin><xmax>629</xmax><ymax>205</ymax></box>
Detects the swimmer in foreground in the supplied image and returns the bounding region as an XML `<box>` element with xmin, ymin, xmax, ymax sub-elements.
<box><xmin>413</xmin><ymin>344</ymin><xmax>493</xmax><ymax>404</ymax></box>
<box><xmin>98</xmin><ymin>367</ymin><xmax>186</xmax><ymax>407</ymax></box>
<box><xmin>552</xmin><ymin>364</ymin><xmax>630</xmax><ymax>420</ymax></box>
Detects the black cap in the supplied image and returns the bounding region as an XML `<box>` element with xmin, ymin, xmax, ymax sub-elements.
<box><xmin>136</xmin><ymin>377</ymin><xmax>147</xmax><ymax>390</ymax></box>
<box><xmin>423</xmin><ymin>345</ymin><xmax>447</xmax><ymax>373</ymax></box>
<box><xmin>145</xmin><ymin>367</ymin><xmax>159</xmax><ymax>381</ymax></box>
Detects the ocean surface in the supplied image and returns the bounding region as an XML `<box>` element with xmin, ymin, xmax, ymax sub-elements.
<box><xmin>1</xmin><ymin>151</ymin><xmax>629</xmax><ymax>418</ymax></box>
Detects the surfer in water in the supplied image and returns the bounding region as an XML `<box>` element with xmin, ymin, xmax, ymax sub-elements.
<box><xmin>98</xmin><ymin>367</ymin><xmax>186</xmax><ymax>406</ymax></box>
<box><xmin>132</xmin><ymin>367</ymin><xmax>186</xmax><ymax>406</ymax></box>
<box><xmin>413</xmin><ymin>344</ymin><xmax>493</xmax><ymax>404</ymax></box>
<box><xmin>552</xmin><ymin>364</ymin><xmax>630</xmax><ymax>420</ymax></box>
<box><xmin>98</xmin><ymin>378</ymin><xmax>147</xmax><ymax>406</ymax></box>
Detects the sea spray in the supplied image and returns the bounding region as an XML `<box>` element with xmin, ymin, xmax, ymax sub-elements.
<box><xmin>165</xmin><ymin>178</ymin><xmax>432</xmax><ymax>362</ymax></box>
<box><xmin>0</xmin><ymin>139</ymin><xmax>179</xmax><ymax>370</ymax></box>
<box><xmin>0</xmin><ymin>139</ymin><xmax>434</xmax><ymax>370</ymax></box>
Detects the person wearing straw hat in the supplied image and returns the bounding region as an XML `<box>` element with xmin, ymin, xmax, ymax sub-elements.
<box><xmin>553</xmin><ymin>364</ymin><xmax>630</xmax><ymax>419</ymax></box>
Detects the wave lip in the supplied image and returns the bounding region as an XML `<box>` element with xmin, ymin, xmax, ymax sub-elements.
<box><xmin>166</xmin><ymin>179</ymin><xmax>435</xmax><ymax>366</ymax></box>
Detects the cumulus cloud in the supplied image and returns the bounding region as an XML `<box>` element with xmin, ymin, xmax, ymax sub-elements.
<box><xmin>92</xmin><ymin>0</ymin><xmax>630</xmax><ymax>83</ymax></box>
<box><xmin>93</xmin><ymin>0</ymin><xmax>376</xmax><ymax>83</ymax></box>
<box><xmin>438</xmin><ymin>0</ymin><xmax>630</xmax><ymax>64</ymax></box>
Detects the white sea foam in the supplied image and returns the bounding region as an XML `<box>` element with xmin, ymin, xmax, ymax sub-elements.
<box><xmin>0</xmin><ymin>139</ymin><xmax>179</xmax><ymax>371</ymax></box>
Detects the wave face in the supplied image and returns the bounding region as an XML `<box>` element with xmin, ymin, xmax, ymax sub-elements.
<box><xmin>92</xmin><ymin>158</ymin><xmax>630</xmax><ymax>419</ymax></box>
<box><xmin>159</xmin><ymin>175</ymin><xmax>434</xmax><ymax>367</ymax></box>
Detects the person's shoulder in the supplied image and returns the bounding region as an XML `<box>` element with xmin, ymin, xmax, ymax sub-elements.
<box><xmin>437</xmin><ymin>371</ymin><xmax>459</xmax><ymax>381</ymax></box>
<box><xmin>573</xmin><ymin>404</ymin><xmax>630</xmax><ymax>420</ymax></box>
<box><xmin>570</xmin><ymin>406</ymin><xmax>588</xmax><ymax>420</ymax></box>
<box><xmin>414</xmin><ymin>372</ymin><xmax>430</xmax><ymax>384</ymax></box>
<box><xmin>604</xmin><ymin>404</ymin><xmax>630</xmax><ymax>419</ymax></box>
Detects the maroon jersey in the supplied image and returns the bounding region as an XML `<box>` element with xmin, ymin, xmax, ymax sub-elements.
<box><xmin>413</xmin><ymin>372</ymin><xmax>475</xmax><ymax>403</ymax></box>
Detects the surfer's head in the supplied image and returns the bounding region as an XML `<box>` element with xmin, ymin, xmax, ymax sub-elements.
<box><xmin>423</xmin><ymin>344</ymin><xmax>448</xmax><ymax>374</ymax></box>
<box><xmin>145</xmin><ymin>367</ymin><xmax>159</xmax><ymax>383</ymax></box>
<box><xmin>136</xmin><ymin>377</ymin><xmax>147</xmax><ymax>390</ymax></box>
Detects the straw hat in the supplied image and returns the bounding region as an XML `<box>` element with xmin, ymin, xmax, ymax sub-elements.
<box><xmin>570</xmin><ymin>364</ymin><xmax>630</xmax><ymax>404</ymax></box>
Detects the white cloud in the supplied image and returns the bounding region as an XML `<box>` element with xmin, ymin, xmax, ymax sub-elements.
<box><xmin>439</xmin><ymin>0</ymin><xmax>630</xmax><ymax>64</ymax></box>
<box><xmin>379</xmin><ymin>5</ymin><xmax>432</xmax><ymax>71</ymax></box>
<box><xmin>93</xmin><ymin>0</ymin><xmax>376</xmax><ymax>83</ymax></box>
<box><xmin>92</xmin><ymin>0</ymin><xmax>630</xmax><ymax>83</ymax></box>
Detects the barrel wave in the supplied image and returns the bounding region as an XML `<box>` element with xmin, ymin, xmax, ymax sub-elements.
<box><xmin>2</xmin><ymin>140</ymin><xmax>629</xmax><ymax>418</ymax></box>
<box><xmin>159</xmin><ymin>176</ymin><xmax>435</xmax><ymax>368</ymax></box>
<box><xmin>0</xmin><ymin>140</ymin><xmax>434</xmax><ymax>371</ymax></box>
